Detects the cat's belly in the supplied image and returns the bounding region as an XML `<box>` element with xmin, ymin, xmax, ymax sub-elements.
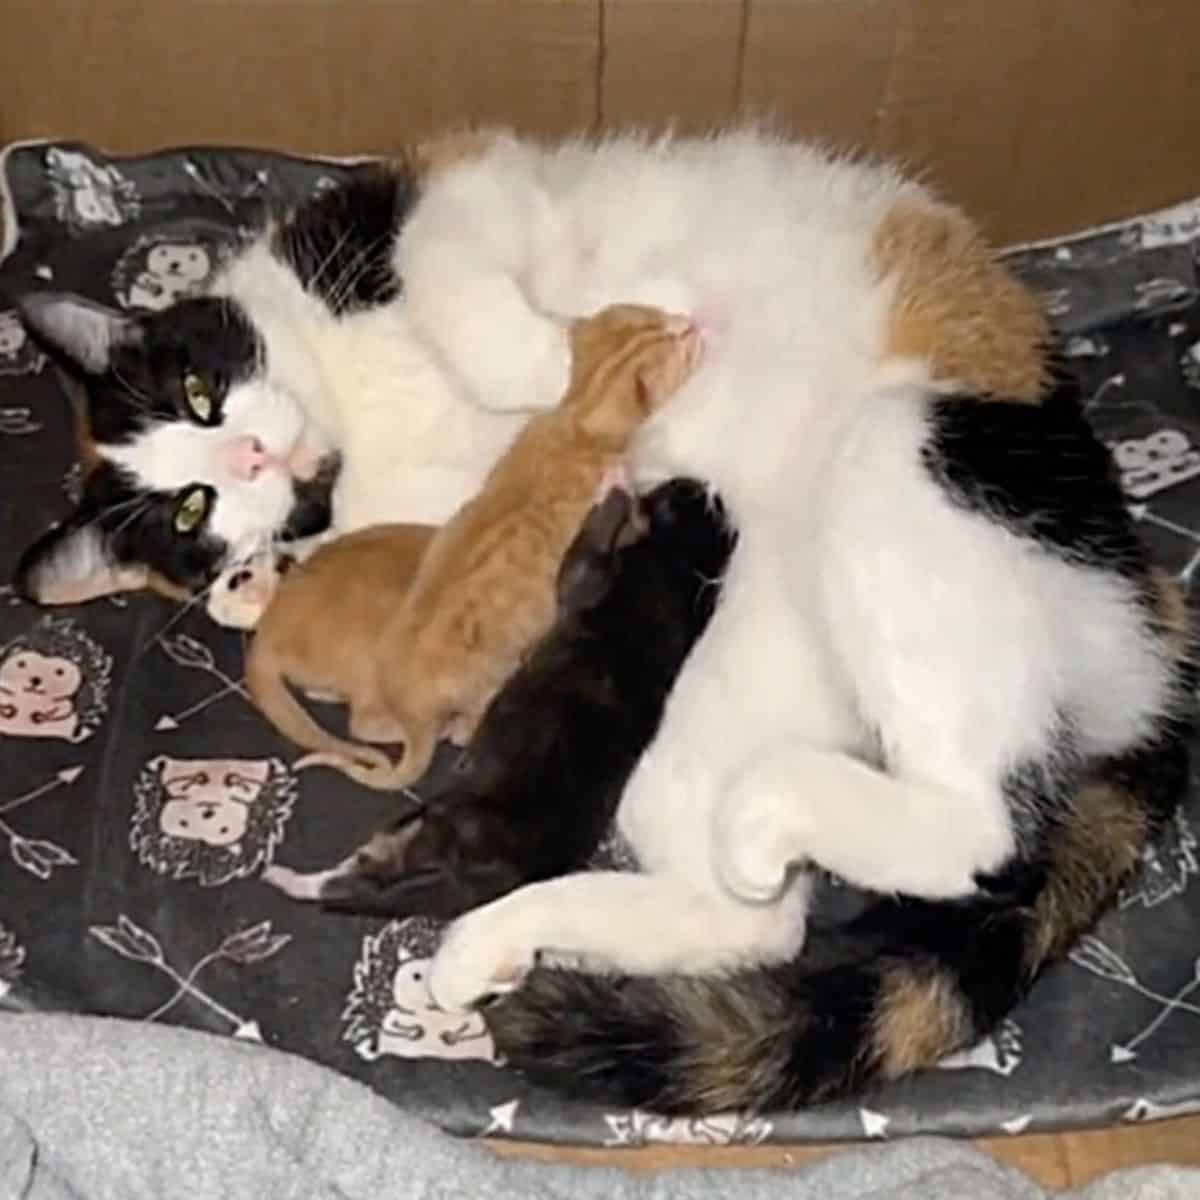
<box><xmin>322</xmin><ymin>307</ymin><xmax>530</xmax><ymax>530</ymax></box>
<box><xmin>333</xmin><ymin>464</ymin><xmax>487</xmax><ymax>531</ymax></box>
<box><xmin>618</xmin><ymin>535</ymin><xmax>861</xmax><ymax>893</ymax></box>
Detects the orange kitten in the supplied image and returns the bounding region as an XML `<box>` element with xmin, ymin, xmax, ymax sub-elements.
<box><xmin>373</xmin><ymin>303</ymin><xmax>703</xmax><ymax>788</ymax></box>
<box><xmin>245</xmin><ymin>523</ymin><xmax>435</xmax><ymax>781</ymax></box>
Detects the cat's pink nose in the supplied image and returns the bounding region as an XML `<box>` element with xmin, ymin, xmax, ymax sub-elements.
<box><xmin>222</xmin><ymin>435</ymin><xmax>276</xmax><ymax>481</ymax></box>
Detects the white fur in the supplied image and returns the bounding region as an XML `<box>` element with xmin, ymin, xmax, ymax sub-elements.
<box><xmin>139</xmin><ymin>131</ymin><xmax>1172</xmax><ymax>1010</ymax></box>
<box><xmin>213</xmin><ymin>240</ymin><xmax>527</xmax><ymax>531</ymax></box>
<box><xmin>107</xmin><ymin>376</ymin><xmax>304</xmax><ymax>555</ymax></box>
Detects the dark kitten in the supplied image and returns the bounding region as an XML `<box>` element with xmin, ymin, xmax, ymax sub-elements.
<box><xmin>263</xmin><ymin>478</ymin><xmax>736</xmax><ymax>920</ymax></box>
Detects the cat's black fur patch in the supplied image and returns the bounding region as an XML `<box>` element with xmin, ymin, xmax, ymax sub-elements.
<box><xmin>271</xmin><ymin>166</ymin><xmax>415</xmax><ymax>314</ymax></box>
<box><xmin>14</xmin><ymin>297</ymin><xmax>271</xmax><ymax>595</ymax></box>
<box><xmin>923</xmin><ymin>374</ymin><xmax>1147</xmax><ymax>579</ymax></box>
<box><xmin>280</xmin><ymin>452</ymin><xmax>342</xmax><ymax>544</ymax></box>
<box><xmin>92</xmin><ymin>298</ymin><xmax>262</xmax><ymax>444</ymax></box>
<box><xmin>317</xmin><ymin>479</ymin><xmax>737</xmax><ymax>921</ymax></box>
<box><xmin>15</xmin><ymin>463</ymin><xmax>227</xmax><ymax>597</ymax></box>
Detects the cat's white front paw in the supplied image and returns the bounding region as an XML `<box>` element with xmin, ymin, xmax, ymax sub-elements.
<box><xmin>429</xmin><ymin>904</ymin><xmax>538</xmax><ymax>1013</ymax></box>
<box><xmin>714</xmin><ymin>788</ymin><xmax>808</xmax><ymax>905</ymax></box>
<box><xmin>206</xmin><ymin>554</ymin><xmax>280</xmax><ymax>630</ymax></box>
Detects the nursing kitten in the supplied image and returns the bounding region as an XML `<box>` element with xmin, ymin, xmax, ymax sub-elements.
<box><xmin>371</xmin><ymin>303</ymin><xmax>702</xmax><ymax>789</ymax></box>
<box><xmin>264</xmin><ymin>480</ymin><xmax>734</xmax><ymax>919</ymax></box>
<box><xmin>244</xmin><ymin>523</ymin><xmax>435</xmax><ymax>780</ymax></box>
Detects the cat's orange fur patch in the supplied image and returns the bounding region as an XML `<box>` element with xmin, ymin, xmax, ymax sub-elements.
<box><xmin>1024</xmin><ymin>780</ymin><xmax>1149</xmax><ymax>972</ymax></box>
<box><xmin>874</xmin><ymin>199</ymin><xmax>1049</xmax><ymax>402</ymax></box>
<box><xmin>1147</xmin><ymin>567</ymin><xmax>1192</xmax><ymax>658</ymax></box>
<box><xmin>58</xmin><ymin>369</ymin><xmax>102</xmax><ymax>473</ymax></box>
<box><xmin>412</xmin><ymin>128</ymin><xmax>505</xmax><ymax>179</ymax></box>
<box><xmin>872</xmin><ymin>964</ymin><xmax>973</xmax><ymax>1077</ymax></box>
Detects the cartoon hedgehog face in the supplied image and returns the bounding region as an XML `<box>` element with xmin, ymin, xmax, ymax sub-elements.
<box><xmin>0</xmin><ymin>311</ymin><xmax>47</xmax><ymax>376</ymax></box>
<box><xmin>45</xmin><ymin>147</ymin><xmax>140</xmax><ymax>230</ymax></box>
<box><xmin>341</xmin><ymin>917</ymin><xmax>496</xmax><ymax>1064</ymax></box>
<box><xmin>0</xmin><ymin>618</ymin><xmax>112</xmax><ymax>742</ymax></box>
<box><xmin>0</xmin><ymin>923</ymin><xmax>25</xmax><ymax>992</ymax></box>
<box><xmin>1109</xmin><ymin>428</ymin><xmax>1200</xmax><ymax>499</ymax></box>
<box><xmin>110</xmin><ymin>223</ymin><xmax>237</xmax><ymax>311</ymax></box>
<box><xmin>130</xmin><ymin>756</ymin><xmax>296</xmax><ymax>886</ymax></box>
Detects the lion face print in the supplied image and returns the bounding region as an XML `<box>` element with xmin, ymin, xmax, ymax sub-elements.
<box><xmin>130</xmin><ymin>756</ymin><xmax>296</xmax><ymax>886</ymax></box>
<box><xmin>0</xmin><ymin>310</ymin><xmax>46</xmax><ymax>376</ymax></box>
<box><xmin>342</xmin><ymin>918</ymin><xmax>496</xmax><ymax>1064</ymax></box>
<box><xmin>0</xmin><ymin>618</ymin><xmax>112</xmax><ymax>742</ymax></box>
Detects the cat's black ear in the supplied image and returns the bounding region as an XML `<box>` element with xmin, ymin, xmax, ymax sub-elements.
<box><xmin>17</xmin><ymin>292</ymin><xmax>141</xmax><ymax>374</ymax></box>
<box><xmin>15</xmin><ymin>512</ymin><xmax>148</xmax><ymax>605</ymax></box>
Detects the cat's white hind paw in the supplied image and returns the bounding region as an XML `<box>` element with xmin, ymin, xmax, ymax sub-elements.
<box><xmin>714</xmin><ymin>789</ymin><xmax>805</xmax><ymax>905</ymax></box>
<box><xmin>429</xmin><ymin>904</ymin><xmax>537</xmax><ymax>1012</ymax></box>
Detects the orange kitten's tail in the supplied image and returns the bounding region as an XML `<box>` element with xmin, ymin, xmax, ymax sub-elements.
<box><xmin>292</xmin><ymin>719</ymin><xmax>437</xmax><ymax>790</ymax></box>
<box><xmin>246</xmin><ymin>643</ymin><xmax>396</xmax><ymax>785</ymax></box>
<box><xmin>381</xmin><ymin>704</ymin><xmax>440</xmax><ymax>789</ymax></box>
<box><xmin>292</xmin><ymin>749</ymin><xmax>412</xmax><ymax>791</ymax></box>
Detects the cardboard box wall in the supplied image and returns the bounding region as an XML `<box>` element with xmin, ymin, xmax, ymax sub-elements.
<box><xmin>2</xmin><ymin>0</ymin><xmax>1198</xmax><ymax>245</ymax></box>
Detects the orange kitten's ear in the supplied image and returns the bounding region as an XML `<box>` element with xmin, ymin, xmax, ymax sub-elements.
<box><xmin>577</xmin><ymin>372</ymin><xmax>653</xmax><ymax>442</ymax></box>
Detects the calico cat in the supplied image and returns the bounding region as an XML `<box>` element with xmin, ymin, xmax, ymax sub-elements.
<box><xmin>243</xmin><ymin>522</ymin><xmax>435</xmax><ymax>780</ymax></box>
<box><xmin>264</xmin><ymin>479</ymin><xmax>734</xmax><ymax>920</ymax></box>
<box><xmin>15</xmin><ymin>130</ymin><xmax>1172</xmax><ymax>1114</ymax></box>
<box><xmin>430</xmin><ymin>369</ymin><xmax>1194</xmax><ymax>1114</ymax></box>
<box><xmin>369</xmin><ymin>303</ymin><xmax>702</xmax><ymax>788</ymax></box>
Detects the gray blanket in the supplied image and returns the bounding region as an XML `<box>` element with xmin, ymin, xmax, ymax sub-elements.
<box><xmin>0</xmin><ymin>1015</ymin><xmax>1196</xmax><ymax>1200</ymax></box>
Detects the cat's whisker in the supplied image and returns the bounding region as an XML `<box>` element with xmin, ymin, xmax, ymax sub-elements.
<box><xmin>111</xmin><ymin>367</ymin><xmax>162</xmax><ymax>418</ymax></box>
<box><xmin>322</xmin><ymin>233</ymin><xmax>393</xmax><ymax>312</ymax></box>
<box><xmin>303</xmin><ymin>226</ymin><xmax>358</xmax><ymax>299</ymax></box>
<box><xmin>105</xmin><ymin>494</ymin><xmax>159</xmax><ymax>542</ymax></box>
<box><xmin>62</xmin><ymin>492</ymin><xmax>154</xmax><ymax>545</ymax></box>
<box><xmin>136</xmin><ymin>574</ymin><xmax>221</xmax><ymax>659</ymax></box>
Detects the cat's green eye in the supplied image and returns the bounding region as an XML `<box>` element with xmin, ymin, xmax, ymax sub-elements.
<box><xmin>182</xmin><ymin>371</ymin><xmax>213</xmax><ymax>422</ymax></box>
<box><xmin>173</xmin><ymin>488</ymin><xmax>209</xmax><ymax>535</ymax></box>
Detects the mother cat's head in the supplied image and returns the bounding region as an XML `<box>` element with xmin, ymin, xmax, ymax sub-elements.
<box><xmin>12</xmin><ymin>290</ymin><xmax>337</xmax><ymax>605</ymax></box>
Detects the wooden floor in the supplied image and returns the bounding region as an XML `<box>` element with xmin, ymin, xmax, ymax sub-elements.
<box><xmin>490</xmin><ymin>1114</ymin><xmax>1200</xmax><ymax>1189</ymax></box>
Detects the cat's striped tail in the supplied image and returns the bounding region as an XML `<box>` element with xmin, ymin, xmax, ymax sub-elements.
<box><xmin>484</xmin><ymin>732</ymin><xmax>1190</xmax><ymax>1114</ymax></box>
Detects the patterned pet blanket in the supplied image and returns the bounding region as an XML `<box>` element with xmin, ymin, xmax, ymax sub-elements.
<box><xmin>0</xmin><ymin>141</ymin><xmax>1199</xmax><ymax>1148</ymax></box>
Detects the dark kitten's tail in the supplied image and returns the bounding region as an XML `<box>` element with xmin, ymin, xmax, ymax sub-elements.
<box><xmin>485</xmin><ymin>733</ymin><xmax>1189</xmax><ymax>1114</ymax></box>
